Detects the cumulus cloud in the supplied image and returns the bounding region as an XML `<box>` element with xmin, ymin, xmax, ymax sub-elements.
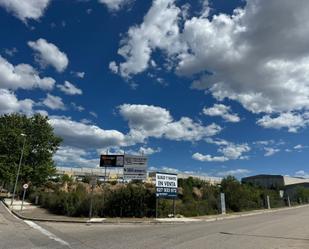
<box><xmin>264</xmin><ymin>147</ymin><xmax>280</xmax><ymax>157</ymax></box>
<box><xmin>99</xmin><ymin>0</ymin><xmax>133</xmax><ymax>11</ymax></box>
<box><xmin>0</xmin><ymin>56</ymin><xmax>55</xmax><ymax>90</ymax></box>
<box><xmin>4</xmin><ymin>47</ymin><xmax>18</xmax><ymax>57</ymax></box>
<box><xmin>28</xmin><ymin>38</ymin><xmax>69</xmax><ymax>72</ymax></box>
<box><xmin>49</xmin><ymin>116</ymin><xmax>126</xmax><ymax>149</ymax></box>
<box><xmin>216</xmin><ymin>168</ymin><xmax>251</xmax><ymax>177</ymax></box>
<box><xmin>111</xmin><ymin>0</ymin><xmax>183</xmax><ymax>77</ymax></box>
<box><xmin>71</xmin><ymin>71</ymin><xmax>85</xmax><ymax>78</ymax></box>
<box><xmin>119</xmin><ymin>104</ymin><xmax>221</xmax><ymax>143</ymax></box>
<box><xmin>0</xmin><ymin>89</ymin><xmax>33</xmax><ymax>115</ymax></box>
<box><xmin>71</xmin><ymin>102</ymin><xmax>85</xmax><ymax>112</ymax></box>
<box><xmin>53</xmin><ymin>146</ymin><xmax>99</xmax><ymax>167</ymax></box>
<box><xmin>192</xmin><ymin>153</ymin><xmax>228</xmax><ymax>162</ymax></box>
<box><xmin>193</xmin><ymin>140</ymin><xmax>250</xmax><ymax>162</ymax></box>
<box><xmin>57</xmin><ymin>81</ymin><xmax>82</xmax><ymax>95</ymax></box>
<box><xmin>126</xmin><ymin>146</ymin><xmax>161</xmax><ymax>156</ymax></box>
<box><xmin>0</xmin><ymin>0</ymin><xmax>51</xmax><ymax>22</ymax></box>
<box><xmin>89</xmin><ymin>111</ymin><xmax>98</xmax><ymax>118</ymax></box>
<box><xmin>203</xmin><ymin>104</ymin><xmax>240</xmax><ymax>122</ymax></box>
<box><xmin>257</xmin><ymin>112</ymin><xmax>309</xmax><ymax>133</ymax></box>
<box><xmin>295</xmin><ymin>170</ymin><xmax>309</xmax><ymax>179</ymax></box>
<box><xmin>113</xmin><ymin>0</ymin><xmax>309</xmax><ymax>118</ymax></box>
<box><xmin>42</xmin><ymin>94</ymin><xmax>66</xmax><ymax>110</ymax></box>
<box><xmin>293</xmin><ymin>144</ymin><xmax>308</xmax><ymax>151</ymax></box>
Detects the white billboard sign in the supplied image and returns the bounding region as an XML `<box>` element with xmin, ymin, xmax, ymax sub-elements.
<box><xmin>156</xmin><ymin>173</ymin><xmax>178</xmax><ymax>198</ymax></box>
<box><xmin>123</xmin><ymin>155</ymin><xmax>147</xmax><ymax>180</ymax></box>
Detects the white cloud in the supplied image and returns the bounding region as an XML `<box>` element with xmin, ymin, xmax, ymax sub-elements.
<box><xmin>257</xmin><ymin>112</ymin><xmax>309</xmax><ymax>132</ymax></box>
<box><xmin>89</xmin><ymin>111</ymin><xmax>98</xmax><ymax>118</ymax></box>
<box><xmin>295</xmin><ymin>170</ymin><xmax>309</xmax><ymax>179</ymax></box>
<box><xmin>99</xmin><ymin>0</ymin><xmax>133</xmax><ymax>11</ymax></box>
<box><xmin>218</xmin><ymin>143</ymin><xmax>250</xmax><ymax>160</ymax></box>
<box><xmin>28</xmin><ymin>38</ymin><xmax>69</xmax><ymax>72</ymax></box>
<box><xmin>203</xmin><ymin>104</ymin><xmax>240</xmax><ymax>122</ymax></box>
<box><xmin>71</xmin><ymin>102</ymin><xmax>85</xmax><ymax>112</ymax></box>
<box><xmin>113</xmin><ymin>0</ymin><xmax>309</xmax><ymax>116</ymax></box>
<box><xmin>57</xmin><ymin>81</ymin><xmax>82</xmax><ymax>95</ymax></box>
<box><xmin>0</xmin><ymin>0</ymin><xmax>51</xmax><ymax>22</ymax></box>
<box><xmin>111</xmin><ymin>0</ymin><xmax>183</xmax><ymax>78</ymax></box>
<box><xmin>126</xmin><ymin>146</ymin><xmax>161</xmax><ymax>156</ymax></box>
<box><xmin>193</xmin><ymin>141</ymin><xmax>250</xmax><ymax>162</ymax></box>
<box><xmin>192</xmin><ymin>153</ymin><xmax>228</xmax><ymax>162</ymax></box>
<box><xmin>0</xmin><ymin>56</ymin><xmax>55</xmax><ymax>90</ymax></box>
<box><xmin>109</xmin><ymin>61</ymin><xmax>118</xmax><ymax>74</ymax></box>
<box><xmin>264</xmin><ymin>147</ymin><xmax>280</xmax><ymax>157</ymax></box>
<box><xmin>42</xmin><ymin>94</ymin><xmax>66</xmax><ymax>110</ymax></box>
<box><xmin>49</xmin><ymin>116</ymin><xmax>126</xmax><ymax>149</ymax></box>
<box><xmin>216</xmin><ymin>168</ymin><xmax>251</xmax><ymax>177</ymax></box>
<box><xmin>294</xmin><ymin>144</ymin><xmax>307</xmax><ymax>150</ymax></box>
<box><xmin>119</xmin><ymin>104</ymin><xmax>221</xmax><ymax>143</ymax></box>
<box><xmin>53</xmin><ymin>146</ymin><xmax>99</xmax><ymax>167</ymax></box>
<box><xmin>4</xmin><ymin>47</ymin><xmax>18</xmax><ymax>57</ymax></box>
<box><xmin>139</xmin><ymin>146</ymin><xmax>161</xmax><ymax>155</ymax></box>
<box><xmin>205</xmin><ymin>137</ymin><xmax>229</xmax><ymax>146</ymax></box>
<box><xmin>71</xmin><ymin>71</ymin><xmax>85</xmax><ymax>78</ymax></box>
<box><xmin>0</xmin><ymin>89</ymin><xmax>33</xmax><ymax>115</ymax></box>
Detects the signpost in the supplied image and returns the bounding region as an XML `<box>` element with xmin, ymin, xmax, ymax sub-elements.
<box><xmin>21</xmin><ymin>183</ymin><xmax>28</xmax><ymax>211</ymax></box>
<box><xmin>89</xmin><ymin>176</ymin><xmax>97</xmax><ymax>220</ymax></box>
<box><xmin>123</xmin><ymin>155</ymin><xmax>147</xmax><ymax>181</ymax></box>
<box><xmin>155</xmin><ymin>173</ymin><xmax>178</xmax><ymax>218</ymax></box>
<box><xmin>220</xmin><ymin>193</ymin><xmax>226</xmax><ymax>215</ymax></box>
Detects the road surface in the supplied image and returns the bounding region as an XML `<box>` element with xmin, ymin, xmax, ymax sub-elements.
<box><xmin>1</xmin><ymin>202</ymin><xmax>309</xmax><ymax>249</ymax></box>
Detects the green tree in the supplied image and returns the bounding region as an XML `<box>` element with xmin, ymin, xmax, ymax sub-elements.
<box><xmin>0</xmin><ymin>113</ymin><xmax>62</xmax><ymax>188</ymax></box>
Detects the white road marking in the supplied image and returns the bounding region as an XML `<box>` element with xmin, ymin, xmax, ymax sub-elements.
<box><xmin>24</xmin><ymin>220</ymin><xmax>70</xmax><ymax>247</ymax></box>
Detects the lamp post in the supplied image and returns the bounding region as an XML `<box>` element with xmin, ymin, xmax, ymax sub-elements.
<box><xmin>10</xmin><ymin>133</ymin><xmax>26</xmax><ymax>207</ymax></box>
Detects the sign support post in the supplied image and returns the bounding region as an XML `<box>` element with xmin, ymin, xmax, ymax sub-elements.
<box><xmin>21</xmin><ymin>183</ymin><xmax>28</xmax><ymax>211</ymax></box>
<box><xmin>155</xmin><ymin>172</ymin><xmax>178</xmax><ymax>218</ymax></box>
<box><xmin>173</xmin><ymin>198</ymin><xmax>176</xmax><ymax>217</ymax></box>
<box><xmin>266</xmin><ymin>195</ymin><xmax>271</xmax><ymax>209</ymax></box>
<box><xmin>155</xmin><ymin>197</ymin><xmax>158</xmax><ymax>219</ymax></box>
<box><xmin>220</xmin><ymin>193</ymin><xmax>226</xmax><ymax>215</ymax></box>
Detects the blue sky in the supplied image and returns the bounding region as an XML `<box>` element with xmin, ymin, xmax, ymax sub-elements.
<box><xmin>1</xmin><ymin>0</ymin><xmax>309</xmax><ymax>179</ymax></box>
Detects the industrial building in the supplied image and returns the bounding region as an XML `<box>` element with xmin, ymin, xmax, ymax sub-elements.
<box><xmin>242</xmin><ymin>174</ymin><xmax>309</xmax><ymax>201</ymax></box>
<box><xmin>55</xmin><ymin>167</ymin><xmax>222</xmax><ymax>184</ymax></box>
<box><xmin>241</xmin><ymin>174</ymin><xmax>309</xmax><ymax>189</ymax></box>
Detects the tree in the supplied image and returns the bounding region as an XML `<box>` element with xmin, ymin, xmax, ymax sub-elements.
<box><xmin>0</xmin><ymin>114</ymin><xmax>62</xmax><ymax>188</ymax></box>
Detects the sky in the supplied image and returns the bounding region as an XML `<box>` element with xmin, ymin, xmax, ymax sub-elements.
<box><xmin>1</xmin><ymin>0</ymin><xmax>309</xmax><ymax>179</ymax></box>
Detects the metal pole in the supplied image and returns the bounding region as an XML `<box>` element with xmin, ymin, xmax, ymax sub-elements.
<box><xmin>287</xmin><ymin>196</ymin><xmax>291</xmax><ymax>207</ymax></box>
<box><xmin>11</xmin><ymin>134</ymin><xmax>26</xmax><ymax>206</ymax></box>
<box><xmin>21</xmin><ymin>188</ymin><xmax>27</xmax><ymax>211</ymax></box>
<box><xmin>266</xmin><ymin>195</ymin><xmax>271</xmax><ymax>209</ymax></box>
<box><xmin>220</xmin><ymin>193</ymin><xmax>226</xmax><ymax>214</ymax></box>
<box><xmin>155</xmin><ymin>197</ymin><xmax>158</xmax><ymax>219</ymax></box>
<box><xmin>173</xmin><ymin>198</ymin><xmax>176</xmax><ymax>217</ymax></box>
<box><xmin>89</xmin><ymin>185</ymin><xmax>94</xmax><ymax>220</ymax></box>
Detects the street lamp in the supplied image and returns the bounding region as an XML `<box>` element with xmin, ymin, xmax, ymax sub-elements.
<box><xmin>10</xmin><ymin>133</ymin><xmax>26</xmax><ymax>207</ymax></box>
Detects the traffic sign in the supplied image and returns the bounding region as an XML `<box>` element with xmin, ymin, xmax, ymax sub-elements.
<box><xmin>23</xmin><ymin>184</ymin><xmax>29</xmax><ymax>189</ymax></box>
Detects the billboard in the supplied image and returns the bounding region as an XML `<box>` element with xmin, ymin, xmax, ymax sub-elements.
<box><xmin>156</xmin><ymin>173</ymin><xmax>178</xmax><ymax>198</ymax></box>
<box><xmin>123</xmin><ymin>155</ymin><xmax>147</xmax><ymax>180</ymax></box>
<box><xmin>100</xmin><ymin>155</ymin><xmax>124</xmax><ymax>167</ymax></box>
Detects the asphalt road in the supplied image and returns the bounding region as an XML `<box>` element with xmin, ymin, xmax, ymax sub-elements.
<box><xmin>1</xmin><ymin>203</ymin><xmax>309</xmax><ymax>249</ymax></box>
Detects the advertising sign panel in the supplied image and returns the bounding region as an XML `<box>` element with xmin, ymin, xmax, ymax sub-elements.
<box><xmin>156</xmin><ymin>173</ymin><xmax>178</xmax><ymax>198</ymax></box>
<box><xmin>100</xmin><ymin>155</ymin><xmax>124</xmax><ymax>167</ymax></box>
<box><xmin>123</xmin><ymin>155</ymin><xmax>147</xmax><ymax>180</ymax></box>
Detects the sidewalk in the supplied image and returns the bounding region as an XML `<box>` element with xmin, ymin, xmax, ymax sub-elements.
<box><xmin>2</xmin><ymin>198</ymin><xmax>309</xmax><ymax>224</ymax></box>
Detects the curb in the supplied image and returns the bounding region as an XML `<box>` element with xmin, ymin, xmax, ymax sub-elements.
<box><xmin>2</xmin><ymin>199</ymin><xmax>309</xmax><ymax>225</ymax></box>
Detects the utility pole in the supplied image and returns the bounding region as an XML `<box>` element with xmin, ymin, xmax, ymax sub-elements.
<box><xmin>11</xmin><ymin>133</ymin><xmax>26</xmax><ymax>207</ymax></box>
